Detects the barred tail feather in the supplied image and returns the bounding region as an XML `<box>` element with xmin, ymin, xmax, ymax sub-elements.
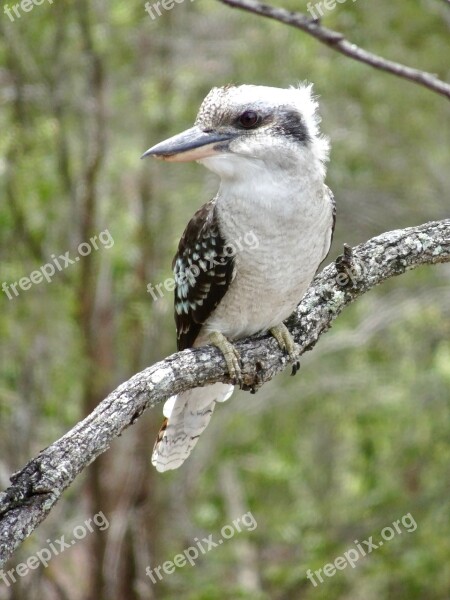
<box><xmin>151</xmin><ymin>383</ymin><xmax>234</xmax><ymax>472</ymax></box>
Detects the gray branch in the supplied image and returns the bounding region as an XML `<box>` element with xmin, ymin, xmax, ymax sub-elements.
<box><xmin>218</xmin><ymin>0</ymin><xmax>450</xmax><ymax>101</ymax></box>
<box><xmin>1</xmin><ymin>219</ymin><xmax>449</xmax><ymax>566</ymax></box>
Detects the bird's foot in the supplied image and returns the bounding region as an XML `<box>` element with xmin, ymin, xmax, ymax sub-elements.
<box><xmin>270</xmin><ymin>323</ymin><xmax>301</xmax><ymax>376</ymax></box>
<box><xmin>209</xmin><ymin>331</ymin><xmax>243</xmax><ymax>388</ymax></box>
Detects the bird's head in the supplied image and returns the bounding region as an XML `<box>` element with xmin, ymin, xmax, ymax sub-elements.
<box><xmin>142</xmin><ymin>84</ymin><xmax>329</xmax><ymax>181</ymax></box>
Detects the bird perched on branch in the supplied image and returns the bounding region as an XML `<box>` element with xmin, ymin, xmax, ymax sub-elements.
<box><xmin>142</xmin><ymin>83</ymin><xmax>335</xmax><ymax>472</ymax></box>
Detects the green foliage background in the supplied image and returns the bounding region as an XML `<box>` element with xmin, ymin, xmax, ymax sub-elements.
<box><xmin>0</xmin><ymin>0</ymin><xmax>449</xmax><ymax>599</ymax></box>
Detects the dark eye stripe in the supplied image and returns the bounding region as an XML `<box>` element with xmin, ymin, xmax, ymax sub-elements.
<box><xmin>276</xmin><ymin>109</ymin><xmax>310</xmax><ymax>143</ymax></box>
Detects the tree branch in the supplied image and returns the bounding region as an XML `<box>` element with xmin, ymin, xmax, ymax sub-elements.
<box><xmin>1</xmin><ymin>219</ymin><xmax>449</xmax><ymax>566</ymax></box>
<box><xmin>218</xmin><ymin>0</ymin><xmax>450</xmax><ymax>101</ymax></box>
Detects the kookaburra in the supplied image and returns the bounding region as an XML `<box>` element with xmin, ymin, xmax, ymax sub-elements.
<box><xmin>142</xmin><ymin>84</ymin><xmax>335</xmax><ymax>472</ymax></box>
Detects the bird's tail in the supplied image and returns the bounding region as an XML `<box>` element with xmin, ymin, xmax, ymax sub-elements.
<box><xmin>151</xmin><ymin>383</ymin><xmax>234</xmax><ymax>472</ymax></box>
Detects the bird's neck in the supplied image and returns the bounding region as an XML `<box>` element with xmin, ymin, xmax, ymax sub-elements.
<box><xmin>214</xmin><ymin>154</ymin><xmax>326</xmax><ymax>224</ymax></box>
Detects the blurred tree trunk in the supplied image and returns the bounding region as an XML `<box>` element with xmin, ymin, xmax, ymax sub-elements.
<box><xmin>72</xmin><ymin>6</ymin><xmax>179</xmax><ymax>599</ymax></box>
<box><xmin>73</xmin><ymin>3</ymin><xmax>110</xmax><ymax>598</ymax></box>
<box><xmin>105</xmin><ymin>15</ymin><xmax>179</xmax><ymax>600</ymax></box>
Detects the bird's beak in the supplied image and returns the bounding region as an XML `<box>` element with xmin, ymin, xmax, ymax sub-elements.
<box><xmin>141</xmin><ymin>126</ymin><xmax>234</xmax><ymax>162</ymax></box>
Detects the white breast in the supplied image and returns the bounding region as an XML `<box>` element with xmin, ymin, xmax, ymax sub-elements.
<box><xmin>201</xmin><ymin>178</ymin><xmax>334</xmax><ymax>342</ymax></box>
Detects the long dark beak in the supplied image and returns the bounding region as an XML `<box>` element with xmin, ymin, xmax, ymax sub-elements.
<box><xmin>141</xmin><ymin>126</ymin><xmax>234</xmax><ymax>162</ymax></box>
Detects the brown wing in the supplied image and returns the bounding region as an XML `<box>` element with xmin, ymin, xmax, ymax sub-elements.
<box><xmin>173</xmin><ymin>199</ymin><xmax>236</xmax><ymax>350</ymax></box>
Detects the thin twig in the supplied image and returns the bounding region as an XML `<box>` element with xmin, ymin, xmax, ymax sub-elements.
<box><xmin>219</xmin><ymin>0</ymin><xmax>450</xmax><ymax>101</ymax></box>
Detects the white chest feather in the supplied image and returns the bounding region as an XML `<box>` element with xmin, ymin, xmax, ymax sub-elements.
<box><xmin>201</xmin><ymin>171</ymin><xmax>334</xmax><ymax>341</ymax></box>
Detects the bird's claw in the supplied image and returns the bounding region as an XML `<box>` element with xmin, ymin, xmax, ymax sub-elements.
<box><xmin>291</xmin><ymin>360</ymin><xmax>301</xmax><ymax>376</ymax></box>
<box><xmin>270</xmin><ymin>323</ymin><xmax>301</xmax><ymax>375</ymax></box>
<box><xmin>209</xmin><ymin>331</ymin><xmax>243</xmax><ymax>389</ymax></box>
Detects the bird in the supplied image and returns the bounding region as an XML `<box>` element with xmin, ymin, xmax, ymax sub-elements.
<box><xmin>142</xmin><ymin>83</ymin><xmax>335</xmax><ymax>472</ymax></box>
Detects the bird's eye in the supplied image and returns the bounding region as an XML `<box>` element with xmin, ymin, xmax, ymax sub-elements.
<box><xmin>238</xmin><ymin>110</ymin><xmax>259</xmax><ymax>129</ymax></box>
